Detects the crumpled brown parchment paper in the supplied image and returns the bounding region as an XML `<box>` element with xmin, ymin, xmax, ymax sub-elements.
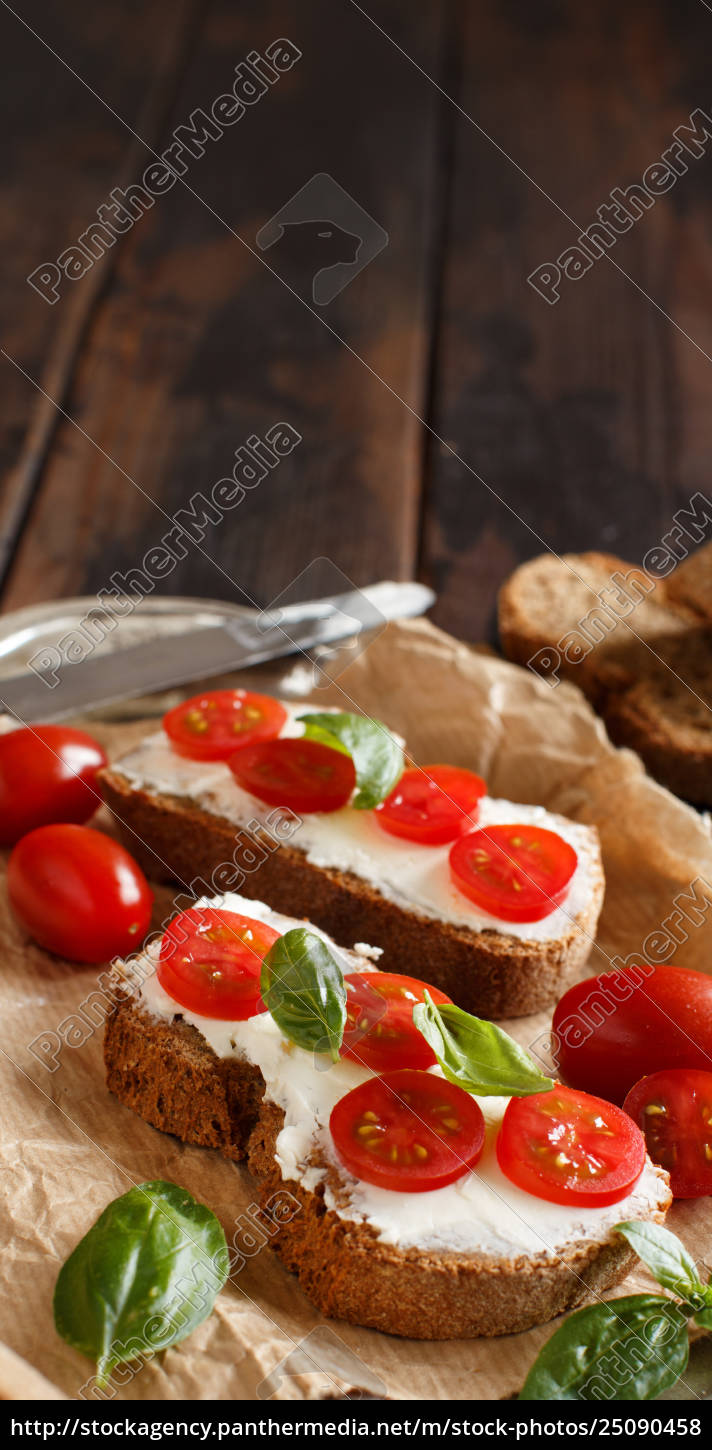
<box><xmin>2</xmin><ymin>617</ymin><xmax>712</xmax><ymax>1402</ymax></box>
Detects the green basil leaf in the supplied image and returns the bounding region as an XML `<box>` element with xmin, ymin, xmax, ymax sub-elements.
<box><xmin>54</xmin><ymin>1180</ymin><xmax>228</xmax><ymax>1388</ymax></box>
<box><xmin>261</xmin><ymin>927</ymin><xmax>346</xmax><ymax>1061</ymax></box>
<box><xmin>413</xmin><ymin>993</ymin><xmax>555</xmax><ymax>1097</ymax></box>
<box><xmin>694</xmin><ymin>1303</ymin><xmax>712</xmax><ymax>1331</ymax></box>
<box><xmin>298</xmin><ymin>711</ymin><xmax>403</xmax><ymax>809</ymax></box>
<box><xmin>616</xmin><ymin>1221</ymin><xmax>706</xmax><ymax>1304</ymax></box>
<box><xmin>294</xmin><ymin>721</ymin><xmax>351</xmax><ymax>757</ymax></box>
<box><xmin>519</xmin><ymin>1294</ymin><xmax>689</xmax><ymax>1401</ymax></box>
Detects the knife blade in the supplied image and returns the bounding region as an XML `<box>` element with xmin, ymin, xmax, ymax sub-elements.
<box><xmin>0</xmin><ymin>581</ymin><xmax>434</xmax><ymax>723</ymax></box>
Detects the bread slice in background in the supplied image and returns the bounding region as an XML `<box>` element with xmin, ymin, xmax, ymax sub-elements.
<box><xmin>666</xmin><ymin>539</ymin><xmax>712</xmax><ymax>619</ymax></box>
<box><xmin>604</xmin><ymin>627</ymin><xmax>712</xmax><ymax>805</ymax></box>
<box><xmin>498</xmin><ymin>551</ymin><xmax>691</xmax><ymax>704</ymax></box>
<box><xmin>498</xmin><ymin>545</ymin><xmax>712</xmax><ymax>804</ymax></box>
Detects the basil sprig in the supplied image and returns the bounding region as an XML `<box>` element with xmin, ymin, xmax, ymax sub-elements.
<box><xmin>413</xmin><ymin>992</ymin><xmax>555</xmax><ymax>1097</ymax></box>
<box><xmin>261</xmin><ymin>927</ymin><xmax>347</xmax><ymax>1060</ymax></box>
<box><xmin>520</xmin><ymin>1221</ymin><xmax>710</xmax><ymax>1401</ymax></box>
<box><xmin>298</xmin><ymin>711</ymin><xmax>404</xmax><ymax>809</ymax></box>
<box><xmin>519</xmin><ymin>1294</ymin><xmax>689</xmax><ymax>1401</ymax></box>
<box><xmin>616</xmin><ymin>1221</ymin><xmax>709</xmax><ymax>1307</ymax></box>
<box><xmin>54</xmin><ymin>1180</ymin><xmax>228</xmax><ymax>1388</ymax></box>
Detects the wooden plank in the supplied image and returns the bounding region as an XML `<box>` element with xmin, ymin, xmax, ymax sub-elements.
<box><xmin>3</xmin><ymin>0</ymin><xmax>446</xmax><ymax>615</ymax></box>
<box><xmin>419</xmin><ymin>0</ymin><xmax>712</xmax><ymax>642</ymax></box>
<box><xmin>0</xmin><ymin>0</ymin><xmax>201</xmax><ymax>589</ymax></box>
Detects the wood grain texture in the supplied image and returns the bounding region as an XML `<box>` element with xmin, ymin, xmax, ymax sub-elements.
<box><xmin>3</xmin><ymin>1</ymin><xmax>712</xmax><ymax>650</ymax></box>
<box><xmin>0</xmin><ymin>0</ymin><xmax>201</xmax><ymax>589</ymax></box>
<box><xmin>2</xmin><ymin>0</ymin><xmax>446</xmax><ymax>614</ymax></box>
<box><xmin>419</xmin><ymin>0</ymin><xmax>712</xmax><ymax>642</ymax></box>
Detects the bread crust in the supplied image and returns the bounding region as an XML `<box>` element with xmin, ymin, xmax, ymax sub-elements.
<box><xmin>99</xmin><ymin>768</ymin><xmax>604</xmax><ymax>1020</ymax></box>
<box><xmin>104</xmin><ymin>984</ymin><xmax>264</xmax><ymax>1161</ymax></box>
<box><xmin>104</xmin><ymin>995</ymin><xmax>671</xmax><ymax>1340</ymax></box>
<box><xmin>498</xmin><ymin>550</ymin><xmax>712</xmax><ymax>804</ymax></box>
<box><xmin>604</xmin><ymin>678</ymin><xmax>712</xmax><ymax>805</ymax></box>
<box><xmin>497</xmin><ymin>551</ymin><xmax>683</xmax><ymax>706</ymax></box>
<box><xmin>665</xmin><ymin>540</ymin><xmax>712</xmax><ymax>620</ymax></box>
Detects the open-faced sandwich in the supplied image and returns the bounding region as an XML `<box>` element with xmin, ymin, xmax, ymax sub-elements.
<box><xmin>99</xmin><ymin>690</ymin><xmax>604</xmax><ymax>1018</ymax></box>
<box><xmin>105</xmin><ymin>892</ymin><xmax>671</xmax><ymax>1340</ymax></box>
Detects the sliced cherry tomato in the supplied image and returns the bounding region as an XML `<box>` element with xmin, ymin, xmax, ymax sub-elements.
<box><xmin>374</xmin><ymin>764</ymin><xmax>486</xmax><ymax>845</ymax></box>
<box><xmin>330</xmin><ymin>1068</ymin><xmax>485</xmax><ymax>1192</ymax></box>
<box><xmin>0</xmin><ymin>725</ymin><xmax>107</xmax><ymax>847</ymax></box>
<box><xmin>7</xmin><ymin>824</ymin><xmax>153</xmax><ymax>964</ymax></box>
<box><xmin>229</xmin><ymin>738</ymin><xmax>355</xmax><ymax>813</ymax></box>
<box><xmin>163</xmin><ymin>690</ymin><xmax>287</xmax><ymax>761</ymax></box>
<box><xmin>157</xmin><ymin>906</ymin><xmax>278</xmax><ymax>1019</ymax></box>
<box><xmin>449</xmin><ymin>823</ymin><xmax>577</xmax><ymax>922</ymax></box>
<box><xmin>496</xmin><ymin>1084</ymin><xmax>646</xmax><ymax>1207</ymax></box>
<box><xmin>553</xmin><ymin>965</ymin><xmax>712</xmax><ymax>1105</ymax></box>
<box><xmin>623</xmin><ymin>1069</ymin><xmax>712</xmax><ymax>1199</ymax></box>
<box><xmin>341</xmin><ymin>973</ymin><xmax>453</xmax><ymax>1071</ymax></box>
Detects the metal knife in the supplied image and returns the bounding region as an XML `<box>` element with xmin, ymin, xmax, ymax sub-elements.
<box><xmin>0</xmin><ymin>581</ymin><xmax>435</xmax><ymax>723</ymax></box>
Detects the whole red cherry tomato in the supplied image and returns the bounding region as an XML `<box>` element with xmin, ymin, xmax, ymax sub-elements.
<box><xmin>623</xmin><ymin>1069</ymin><xmax>712</xmax><ymax>1199</ymax></box>
<box><xmin>0</xmin><ymin>725</ymin><xmax>107</xmax><ymax>846</ymax></box>
<box><xmin>8</xmin><ymin>824</ymin><xmax>153</xmax><ymax>963</ymax></box>
<box><xmin>553</xmin><ymin>964</ymin><xmax>712</xmax><ymax>1104</ymax></box>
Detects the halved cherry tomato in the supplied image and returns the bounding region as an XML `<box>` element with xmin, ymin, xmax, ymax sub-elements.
<box><xmin>330</xmin><ymin>1068</ymin><xmax>485</xmax><ymax>1192</ymax></box>
<box><xmin>623</xmin><ymin>1069</ymin><xmax>712</xmax><ymax>1199</ymax></box>
<box><xmin>341</xmin><ymin>973</ymin><xmax>453</xmax><ymax>1071</ymax></box>
<box><xmin>158</xmin><ymin>907</ymin><xmax>279</xmax><ymax>1019</ymax></box>
<box><xmin>8</xmin><ymin>824</ymin><xmax>153</xmax><ymax>964</ymax></box>
<box><xmin>553</xmin><ymin>965</ymin><xmax>712</xmax><ymax>1105</ymax></box>
<box><xmin>496</xmin><ymin>1084</ymin><xmax>646</xmax><ymax>1207</ymax></box>
<box><xmin>449</xmin><ymin>824</ymin><xmax>577</xmax><ymax>922</ymax></box>
<box><xmin>229</xmin><ymin>738</ymin><xmax>355</xmax><ymax>813</ymax></box>
<box><xmin>0</xmin><ymin>725</ymin><xmax>107</xmax><ymax>846</ymax></box>
<box><xmin>163</xmin><ymin>690</ymin><xmax>287</xmax><ymax>761</ymax></box>
<box><xmin>374</xmin><ymin>765</ymin><xmax>486</xmax><ymax>845</ymax></box>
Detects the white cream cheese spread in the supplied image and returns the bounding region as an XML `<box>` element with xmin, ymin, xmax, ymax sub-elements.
<box><xmin>130</xmin><ymin>893</ymin><xmax>668</xmax><ymax>1263</ymax></box>
<box><xmin>114</xmin><ymin>703</ymin><xmax>601</xmax><ymax>944</ymax></box>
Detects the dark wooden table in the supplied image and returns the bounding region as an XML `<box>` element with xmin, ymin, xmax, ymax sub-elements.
<box><xmin>2</xmin><ymin>0</ymin><xmax>712</xmax><ymax>647</ymax></box>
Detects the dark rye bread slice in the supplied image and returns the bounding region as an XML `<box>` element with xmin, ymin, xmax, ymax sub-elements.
<box><xmin>603</xmin><ymin>628</ymin><xmax>712</xmax><ymax>806</ymax></box>
<box><xmin>99</xmin><ymin>768</ymin><xmax>604</xmax><ymax>1020</ymax></box>
<box><xmin>104</xmin><ymin>993</ymin><xmax>671</xmax><ymax>1340</ymax></box>
<box><xmin>104</xmin><ymin>985</ymin><xmax>264</xmax><ymax>1161</ymax></box>
<box><xmin>498</xmin><ymin>549</ymin><xmax>712</xmax><ymax>803</ymax></box>
<box><xmin>247</xmin><ymin>1106</ymin><xmax>650</xmax><ymax>1340</ymax></box>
